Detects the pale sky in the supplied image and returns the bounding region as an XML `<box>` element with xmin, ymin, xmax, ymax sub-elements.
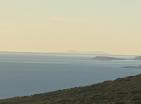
<box><xmin>0</xmin><ymin>0</ymin><xmax>141</xmax><ymax>55</ymax></box>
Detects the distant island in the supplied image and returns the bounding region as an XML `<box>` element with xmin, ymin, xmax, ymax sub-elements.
<box><xmin>0</xmin><ymin>74</ymin><xmax>141</xmax><ymax>104</ymax></box>
<box><xmin>92</xmin><ymin>56</ymin><xmax>125</xmax><ymax>61</ymax></box>
<box><xmin>134</xmin><ymin>56</ymin><xmax>141</xmax><ymax>60</ymax></box>
<box><xmin>123</xmin><ymin>65</ymin><xmax>141</xmax><ymax>69</ymax></box>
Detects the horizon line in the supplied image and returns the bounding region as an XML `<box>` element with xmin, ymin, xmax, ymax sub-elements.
<box><xmin>0</xmin><ymin>51</ymin><xmax>139</xmax><ymax>56</ymax></box>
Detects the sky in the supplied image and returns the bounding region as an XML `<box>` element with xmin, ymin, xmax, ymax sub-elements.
<box><xmin>0</xmin><ymin>0</ymin><xmax>141</xmax><ymax>55</ymax></box>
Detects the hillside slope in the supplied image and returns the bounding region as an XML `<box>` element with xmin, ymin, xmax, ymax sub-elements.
<box><xmin>0</xmin><ymin>74</ymin><xmax>141</xmax><ymax>104</ymax></box>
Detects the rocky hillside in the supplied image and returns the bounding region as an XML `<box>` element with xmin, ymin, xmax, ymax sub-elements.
<box><xmin>0</xmin><ymin>74</ymin><xmax>141</xmax><ymax>104</ymax></box>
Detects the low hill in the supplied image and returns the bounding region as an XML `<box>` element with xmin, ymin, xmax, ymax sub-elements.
<box><xmin>92</xmin><ymin>56</ymin><xmax>125</xmax><ymax>61</ymax></box>
<box><xmin>0</xmin><ymin>74</ymin><xmax>141</xmax><ymax>104</ymax></box>
<box><xmin>134</xmin><ymin>56</ymin><xmax>141</xmax><ymax>60</ymax></box>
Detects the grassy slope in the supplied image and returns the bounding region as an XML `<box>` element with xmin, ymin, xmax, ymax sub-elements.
<box><xmin>0</xmin><ymin>74</ymin><xmax>141</xmax><ymax>104</ymax></box>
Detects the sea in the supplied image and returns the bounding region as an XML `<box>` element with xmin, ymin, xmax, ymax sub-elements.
<box><xmin>0</xmin><ymin>52</ymin><xmax>140</xmax><ymax>99</ymax></box>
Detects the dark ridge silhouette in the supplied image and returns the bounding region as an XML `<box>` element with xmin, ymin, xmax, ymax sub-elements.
<box><xmin>0</xmin><ymin>74</ymin><xmax>141</xmax><ymax>104</ymax></box>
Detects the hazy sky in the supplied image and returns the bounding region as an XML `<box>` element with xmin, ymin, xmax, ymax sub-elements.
<box><xmin>0</xmin><ymin>0</ymin><xmax>141</xmax><ymax>55</ymax></box>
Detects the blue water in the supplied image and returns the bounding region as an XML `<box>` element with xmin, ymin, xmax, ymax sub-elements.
<box><xmin>0</xmin><ymin>53</ymin><xmax>140</xmax><ymax>99</ymax></box>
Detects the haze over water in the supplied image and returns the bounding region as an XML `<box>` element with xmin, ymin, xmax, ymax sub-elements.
<box><xmin>0</xmin><ymin>53</ymin><xmax>140</xmax><ymax>99</ymax></box>
<box><xmin>0</xmin><ymin>0</ymin><xmax>141</xmax><ymax>101</ymax></box>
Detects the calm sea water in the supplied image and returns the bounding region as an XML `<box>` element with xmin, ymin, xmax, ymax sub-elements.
<box><xmin>0</xmin><ymin>53</ymin><xmax>141</xmax><ymax>99</ymax></box>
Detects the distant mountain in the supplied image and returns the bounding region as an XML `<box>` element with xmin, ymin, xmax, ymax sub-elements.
<box><xmin>0</xmin><ymin>74</ymin><xmax>141</xmax><ymax>104</ymax></box>
<box><xmin>92</xmin><ymin>56</ymin><xmax>125</xmax><ymax>61</ymax></box>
